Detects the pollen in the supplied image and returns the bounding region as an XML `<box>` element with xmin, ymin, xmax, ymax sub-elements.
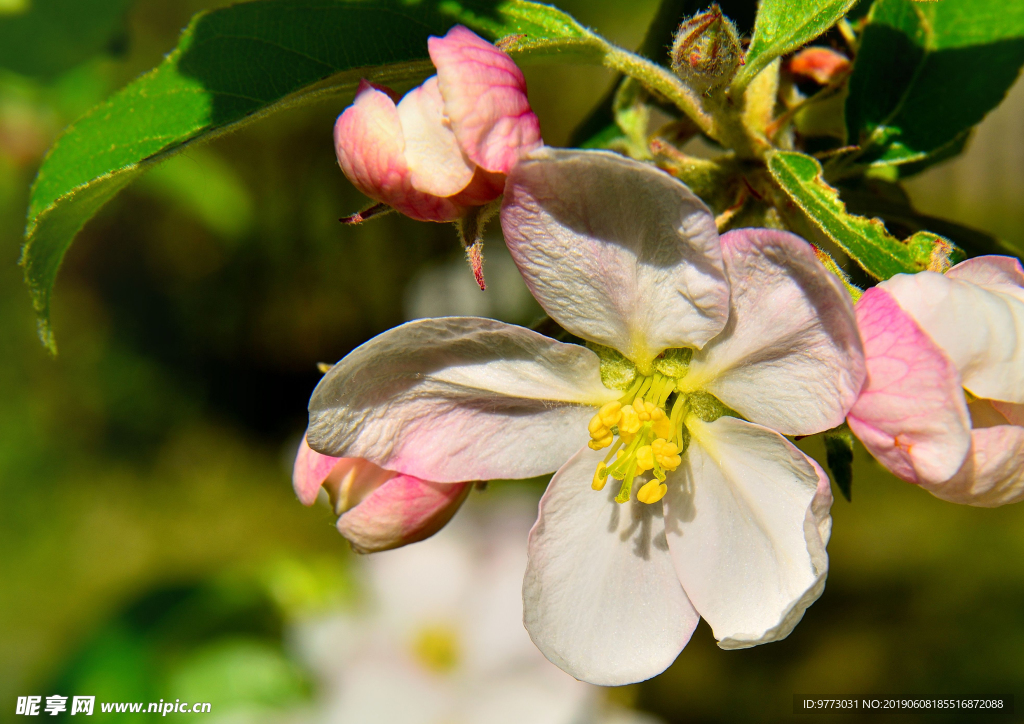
<box><xmin>588</xmin><ymin>401</ymin><xmax>623</xmax><ymax>449</ymax></box>
<box><xmin>637</xmin><ymin>479</ymin><xmax>668</xmax><ymax>504</ymax></box>
<box><xmin>651</xmin><ymin>438</ymin><xmax>682</xmax><ymax>471</ymax></box>
<box><xmin>586</xmin><ymin>368</ymin><xmax>693</xmax><ymax>505</ymax></box>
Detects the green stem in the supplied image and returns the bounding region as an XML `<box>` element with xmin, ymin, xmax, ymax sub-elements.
<box><xmin>601</xmin><ymin>43</ymin><xmax>715</xmax><ymax>139</ymax></box>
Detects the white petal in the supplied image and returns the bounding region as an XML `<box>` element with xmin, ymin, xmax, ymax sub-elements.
<box><xmin>681</xmin><ymin>229</ymin><xmax>865</xmax><ymax>435</ymax></box>
<box><xmin>947</xmin><ymin>255</ymin><xmax>1024</xmax><ymax>302</ymax></box>
<box><xmin>501</xmin><ymin>148</ymin><xmax>729</xmax><ymax>372</ymax></box>
<box><xmin>307</xmin><ymin>317</ymin><xmax>619</xmax><ymax>483</ymax></box>
<box><xmin>664</xmin><ymin>416</ymin><xmax>832</xmax><ymax>649</ymax></box>
<box><xmin>397</xmin><ymin>76</ymin><xmax>476</xmax><ymax>197</ymax></box>
<box><xmin>881</xmin><ymin>270</ymin><xmax>1024</xmax><ymax>404</ymax></box>
<box><xmin>523</xmin><ymin>446</ymin><xmax>699</xmax><ymax>686</ymax></box>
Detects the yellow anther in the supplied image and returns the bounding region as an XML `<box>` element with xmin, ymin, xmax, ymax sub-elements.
<box><xmin>598</xmin><ymin>401</ymin><xmax>622</xmax><ymax>427</ymax></box>
<box><xmin>651</xmin><ymin>438</ymin><xmax>682</xmax><ymax>471</ymax></box>
<box><xmin>635</xmin><ymin>445</ymin><xmax>655</xmax><ymax>472</ymax></box>
<box><xmin>650</xmin><ymin>408</ymin><xmax>674</xmax><ymax>439</ymax></box>
<box><xmin>588</xmin><ymin>414</ymin><xmax>607</xmax><ymax>436</ymax></box>
<box><xmin>592</xmin><ymin>462</ymin><xmax>609</xmax><ymax>490</ymax></box>
<box><xmin>619</xmin><ymin>405</ymin><xmax>641</xmax><ymax>435</ymax></box>
<box><xmin>588</xmin><ymin>433</ymin><xmax>613</xmax><ymax>450</ymax></box>
<box><xmin>637</xmin><ymin>479</ymin><xmax>668</xmax><ymax>504</ymax></box>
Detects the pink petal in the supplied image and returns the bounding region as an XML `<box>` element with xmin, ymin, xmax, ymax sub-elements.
<box><xmin>293</xmin><ymin>437</ymin><xmax>342</xmax><ymax>505</ymax></box>
<box><xmin>847</xmin><ymin>287</ymin><xmax>972</xmax><ymax>485</ymax></box>
<box><xmin>879</xmin><ymin>270</ymin><xmax>1024</xmax><ymax>404</ymax></box>
<box><xmin>992</xmin><ymin>400</ymin><xmax>1024</xmax><ymax>426</ymax></box>
<box><xmin>334</xmin><ymin>80</ymin><xmax>468</xmax><ymax>222</ymax></box>
<box><xmin>320</xmin><ymin>457</ymin><xmax>396</xmax><ymax>515</ymax></box>
<box><xmin>429</xmin><ymin>26</ymin><xmax>541</xmax><ymax>174</ymax></box>
<box><xmin>947</xmin><ymin>255</ymin><xmax>1024</xmax><ymax>291</ymax></box>
<box><xmin>336</xmin><ymin>475</ymin><xmax>471</xmax><ymax>553</ymax></box>
<box><xmin>922</xmin><ymin>425</ymin><xmax>1024</xmax><ymax>507</ymax></box>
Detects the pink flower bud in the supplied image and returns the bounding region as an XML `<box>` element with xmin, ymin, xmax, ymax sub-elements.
<box><xmin>789</xmin><ymin>47</ymin><xmax>851</xmax><ymax>86</ymax></box>
<box><xmin>334</xmin><ymin>26</ymin><xmax>541</xmax><ymax>222</ymax></box>
<box><xmin>848</xmin><ymin>256</ymin><xmax>1024</xmax><ymax>506</ymax></box>
<box><xmin>292</xmin><ymin>437</ymin><xmax>470</xmax><ymax>552</ymax></box>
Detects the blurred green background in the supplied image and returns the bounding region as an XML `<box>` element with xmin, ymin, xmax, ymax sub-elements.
<box><xmin>1</xmin><ymin>1</ymin><xmax>1023</xmax><ymax>722</ymax></box>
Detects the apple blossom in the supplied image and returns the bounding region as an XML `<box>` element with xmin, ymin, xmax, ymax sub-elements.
<box><xmin>293</xmin><ymin>436</ymin><xmax>470</xmax><ymax>553</ymax></box>
<box><xmin>848</xmin><ymin>256</ymin><xmax>1024</xmax><ymax>506</ymax></box>
<box><xmin>334</xmin><ymin>25</ymin><xmax>541</xmax><ymax>224</ymax></box>
<box><xmin>288</xmin><ymin>496</ymin><xmax>660</xmax><ymax>724</ymax></box>
<box><xmin>306</xmin><ymin>148</ymin><xmax>865</xmax><ymax>685</ymax></box>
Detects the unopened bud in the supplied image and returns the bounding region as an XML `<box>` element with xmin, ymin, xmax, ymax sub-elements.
<box><xmin>788</xmin><ymin>47</ymin><xmax>850</xmax><ymax>86</ymax></box>
<box><xmin>670</xmin><ymin>4</ymin><xmax>743</xmax><ymax>94</ymax></box>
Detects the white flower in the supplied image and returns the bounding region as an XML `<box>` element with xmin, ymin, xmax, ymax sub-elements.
<box><xmin>288</xmin><ymin>496</ymin><xmax>659</xmax><ymax>724</ymax></box>
<box><xmin>307</xmin><ymin>148</ymin><xmax>865</xmax><ymax>684</ymax></box>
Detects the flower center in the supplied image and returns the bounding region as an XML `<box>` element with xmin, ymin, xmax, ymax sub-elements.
<box><xmin>411</xmin><ymin>623</ymin><xmax>461</xmax><ymax>674</ymax></box>
<box><xmin>587</xmin><ymin>372</ymin><xmax>686</xmax><ymax>505</ymax></box>
<box><xmin>586</xmin><ymin>347</ymin><xmax>736</xmax><ymax>506</ymax></box>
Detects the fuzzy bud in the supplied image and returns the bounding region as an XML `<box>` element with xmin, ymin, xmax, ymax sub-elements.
<box><xmin>670</xmin><ymin>4</ymin><xmax>743</xmax><ymax>94</ymax></box>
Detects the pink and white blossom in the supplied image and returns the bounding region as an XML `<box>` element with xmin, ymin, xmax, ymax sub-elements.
<box><xmin>306</xmin><ymin>148</ymin><xmax>865</xmax><ymax>684</ymax></box>
<box><xmin>334</xmin><ymin>25</ymin><xmax>541</xmax><ymax>223</ymax></box>
<box><xmin>293</xmin><ymin>437</ymin><xmax>470</xmax><ymax>553</ymax></box>
<box><xmin>848</xmin><ymin>256</ymin><xmax>1024</xmax><ymax>506</ymax></box>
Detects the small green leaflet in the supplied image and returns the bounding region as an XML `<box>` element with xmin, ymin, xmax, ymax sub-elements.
<box><xmin>823</xmin><ymin>424</ymin><xmax>854</xmax><ymax>502</ymax></box>
<box><xmin>732</xmin><ymin>0</ymin><xmax>857</xmax><ymax>95</ymax></box>
<box><xmin>21</xmin><ymin>0</ymin><xmax>600</xmax><ymax>352</ymax></box>
<box><xmin>767</xmin><ymin>151</ymin><xmax>963</xmax><ymax>280</ymax></box>
<box><xmin>846</xmin><ymin>0</ymin><xmax>1024</xmax><ymax>172</ymax></box>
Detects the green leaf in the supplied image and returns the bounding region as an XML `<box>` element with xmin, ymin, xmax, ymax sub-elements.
<box><xmin>0</xmin><ymin>0</ymin><xmax>133</xmax><ymax>79</ymax></box>
<box><xmin>823</xmin><ymin>424</ymin><xmax>854</xmax><ymax>502</ymax></box>
<box><xmin>733</xmin><ymin>0</ymin><xmax>857</xmax><ymax>94</ymax></box>
<box><xmin>840</xmin><ymin>179</ymin><xmax>1024</xmax><ymax>261</ymax></box>
<box><xmin>21</xmin><ymin>0</ymin><xmax>597</xmax><ymax>351</ymax></box>
<box><xmin>846</xmin><ymin>0</ymin><xmax>1024</xmax><ymax>172</ymax></box>
<box><xmin>767</xmin><ymin>150</ymin><xmax>964</xmax><ymax>280</ymax></box>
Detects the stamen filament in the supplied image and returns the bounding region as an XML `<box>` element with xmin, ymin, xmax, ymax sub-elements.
<box><xmin>619</xmin><ymin>376</ymin><xmax>645</xmax><ymax>405</ymax></box>
<box><xmin>615</xmin><ymin>467</ymin><xmax>637</xmax><ymax>503</ymax></box>
<box><xmin>603</xmin><ymin>439</ymin><xmax>624</xmax><ymax>464</ymax></box>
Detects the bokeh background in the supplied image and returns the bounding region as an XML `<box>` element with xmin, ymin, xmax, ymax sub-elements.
<box><xmin>1</xmin><ymin>0</ymin><xmax>1023</xmax><ymax>722</ymax></box>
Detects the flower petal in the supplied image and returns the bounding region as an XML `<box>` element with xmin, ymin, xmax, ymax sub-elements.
<box><xmin>880</xmin><ymin>270</ymin><xmax>1024</xmax><ymax>404</ymax></box>
<box><xmin>664</xmin><ymin>416</ymin><xmax>832</xmax><ymax>649</ymax></box>
<box><xmin>681</xmin><ymin>229</ymin><xmax>865</xmax><ymax>435</ymax></box>
<box><xmin>397</xmin><ymin>76</ymin><xmax>477</xmax><ymax>197</ymax></box>
<box><xmin>334</xmin><ymin>80</ymin><xmax>467</xmax><ymax>222</ymax></box>
<box><xmin>501</xmin><ymin>148</ymin><xmax>728</xmax><ymax>371</ymax></box>
<box><xmin>847</xmin><ymin>287</ymin><xmax>972</xmax><ymax>485</ymax></box>
<box><xmin>292</xmin><ymin>436</ymin><xmax>340</xmax><ymax>505</ymax></box>
<box><xmin>337</xmin><ymin>475</ymin><xmax>471</xmax><ymax>553</ymax></box>
<box><xmin>307</xmin><ymin>317</ymin><xmax>619</xmax><ymax>483</ymax></box>
<box><xmin>921</xmin><ymin>425</ymin><xmax>1024</xmax><ymax>507</ymax></box>
<box><xmin>523</xmin><ymin>446</ymin><xmax>699</xmax><ymax>686</ymax></box>
<box><xmin>429</xmin><ymin>25</ymin><xmax>541</xmax><ymax>174</ymax></box>
<box><xmin>992</xmin><ymin>400</ymin><xmax>1024</xmax><ymax>426</ymax></box>
<box><xmin>947</xmin><ymin>255</ymin><xmax>1024</xmax><ymax>299</ymax></box>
